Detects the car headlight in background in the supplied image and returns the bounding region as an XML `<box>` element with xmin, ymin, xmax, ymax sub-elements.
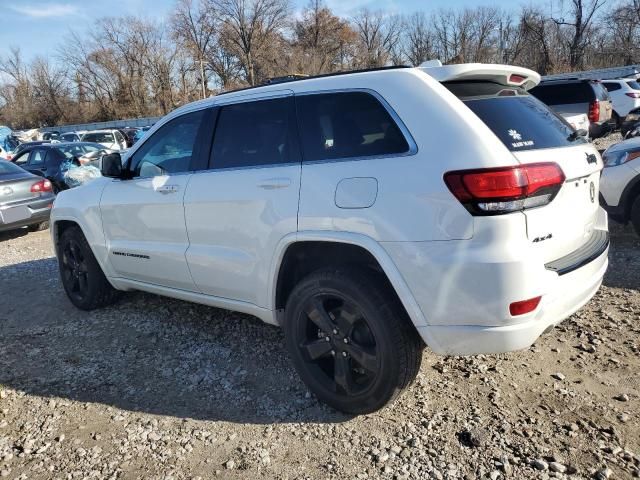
<box><xmin>603</xmin><ymin>148</ymin><xmax>640</xmax><ymax>167</ymax></box>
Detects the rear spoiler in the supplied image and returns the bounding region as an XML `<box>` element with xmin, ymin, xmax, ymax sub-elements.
<box><xmin>419</xmin><ymin>61</ymin><xmax>541</xmax><ymax>91</ymax></box>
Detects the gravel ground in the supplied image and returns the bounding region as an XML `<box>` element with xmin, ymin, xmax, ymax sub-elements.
<box><xmin>0</xmin><ymin>221</ymin><xmax>638</xmax><ymax>480</ymax></box>
<box><xmin>593</xmin><ymin>132</ymin><xmax>624</xmax><ymax>153</ymax></box>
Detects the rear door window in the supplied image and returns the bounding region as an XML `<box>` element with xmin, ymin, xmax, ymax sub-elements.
<box><xmin>603</xmin><ymin>82</ymin><xmax>621</xmax><ymax>92</ymax></box>
<box><xmin>445</xmin><ymin>82</ymin><xmax>583</xmax><ymax>152</ymax></box>
<box><xmin>296</xmin><ymin>91</ymin><xmax>410</xmax><ymax>162</ymax></box>
<box><xmin>529</xmin><ymin>82</ymin><xmax>593</xmax><ymax>105</ymax></box>
<box><xmin>210</xmin><ymin>97</ymin><xmax>296</xmax><ymax>169</ymax></box>
<box><xmin>28</xmin><ymin>150</ymin><xmax>46</xmax><ymax>167</ymax></box>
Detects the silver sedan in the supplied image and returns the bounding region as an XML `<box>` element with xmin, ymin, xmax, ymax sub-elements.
<box><xmin>0</xmin><ymin>160</ymin><xmax>55</xmax><ymax>233</ymax></box>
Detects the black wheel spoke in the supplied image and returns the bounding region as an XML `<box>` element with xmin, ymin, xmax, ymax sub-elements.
<box><xmin>334</xmin><ymin>302</ymin><xmax>359</xmax><ymax>335</ymax></box>
<box><xmin>305</xmin><ymin>298</ymin><xmax>335</xmax><ymax>334</ymax></box>
<box><xmin>344</xmin><ymin>343</ymin><xmax>377</xmax><ymax>374</ymax></box>
<box><xmin>301</xmin><ymin>339</ymin><xmax>333</xmax><ymax>361</ymax></box>
<box><xmin>334</xmin><ymin>355</ymin><xmax>354</xmax><ymax>395</ymax></box>
<box><xmin>78</xmin><ymin>272</ymin><xmax>89</xmax><ymax>293</ymax></box>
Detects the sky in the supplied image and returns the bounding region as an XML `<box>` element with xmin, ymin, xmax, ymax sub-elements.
<box><xmin>0</xmin><ymin>0</ymin><xmax>521</xmax><ymax>63</ymax></box>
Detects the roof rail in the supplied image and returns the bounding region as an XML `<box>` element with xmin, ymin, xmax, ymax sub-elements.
<box><xmin>216</xmin><ymin>65</ymin><xmax>412</xmax><ymax>97</ymax></box>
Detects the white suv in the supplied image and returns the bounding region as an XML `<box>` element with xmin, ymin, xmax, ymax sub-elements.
<box><xmin>602</xmin><ymin>78</ymin><xmax>640</xmax><ymax>124</ymax></box>
<box><xmin>51</xmin><ymin>64</ymin><xmax>609</xmax><ymax>413</ymax></box>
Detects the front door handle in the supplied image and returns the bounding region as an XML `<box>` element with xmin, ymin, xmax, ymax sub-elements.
<box><xmin>258</xmin><ymin>177</ymin><xmax>291</xmax><ymax>190</ymax></box>
<box><xmin>156</xmin><ymin>185</ymin><xmax>180</xmax><ymax>194</ymax></box>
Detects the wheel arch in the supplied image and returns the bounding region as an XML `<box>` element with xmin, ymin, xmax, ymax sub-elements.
<box><xmin>621</xmin><ymin>172</ymin><xmax>640</xmax><ymax>222</ymax></box>
<box><xmin>270</xmin><ymin>232</ymin><xmax>429</xmax><ymax>333</ymax></box>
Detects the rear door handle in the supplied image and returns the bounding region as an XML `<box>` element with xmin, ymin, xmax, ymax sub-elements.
<box><xmin>258</xmin><ymin>177</ymin><xmax>291</xmax><ymax>190</ymax></box>
<box><xmin>156</xmin><ymin>185</ymin><xmax>180</xmax><ymax>194</ymax></box>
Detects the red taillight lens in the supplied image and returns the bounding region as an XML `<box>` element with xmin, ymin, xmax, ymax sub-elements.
<box><xmin>444</xmin><ymin>163</ymin><xmax>565</xmax><ymax>215</ymax></box>
<box><xmin>508</xmin><ymin>74</ymin><xmax>526</xmax><ymax>84</ymax></box>
<box><xmin>30</xmin><ymin>179</ymin><xmax>52</xmax><ymax>193</ymax></box>
<box><xmin>588</xmin><ymin>100</ymin><xmax>600</xmax><ymax>123</ymax></box>
<box><xmin>509</xmin><ymin>296</ymin><xmax>541</xmax><ymax>316</ymax></box>
<box><xmin>625</xmin><ymin>92</ymin><xmax>640</xmax><ymax>98</ymax></box>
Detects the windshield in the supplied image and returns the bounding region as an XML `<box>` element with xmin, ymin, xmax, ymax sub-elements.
<box><xmin>445</xmin><ymin>81</ymin><xmax>584</xmax><ymax>152</ymax></box>
<box><xmin>83</xmin><ymin>132</ymin><xmax>113</xmax><ymax>143</ymax></box>
<box><xmin>0</xmin><ymin>160</ymin><xmax>25</xmax><ymax>175</ymax></box>
<box><xmin>57</xmin><ymin>144</ymin><xmax>102</xmax><ymax>159</ymax></box>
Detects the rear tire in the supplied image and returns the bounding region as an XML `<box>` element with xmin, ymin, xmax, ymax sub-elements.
<box><xmin>283</xmin><ymin>266</ymin><xmax>423</xmax><ymax>414</ymax></box>
<box><xmin>58</xmin><ymin>226</ymin><xmax>121</xmax><ymax>310</ymax></box>
<box><xmin>28</xmin><ymin>221</ymin><xmax>49</xmax><ymax>232</ymax></box>
<box><xmin>612</xmin><ymin>112</ymin><xmax>621</xmax><ymax>130</ymax></box>
<box><xmin>631</xmin><ymin>195</ymin><xmax>640</xmax><ymax>237</ymax></box>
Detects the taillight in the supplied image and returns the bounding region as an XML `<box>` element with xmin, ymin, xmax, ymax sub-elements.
<box><xmin>509</xmin><ymin>296</ymin><xmax>541</xmax><ymax>316</ymax></box>
<box><xmin>588</xmin><ymin>100</ymin><xmax>600</xmax><ymax>123</ymax></box>
<box><xmin>625</xmin><ymin>92</ymin><xmax>640</xmax><ymax>98</ymax></box>
<box><xmin>30</xmin><ymin>179</ymin><xmax>52</xmax><ymax>193</ymax></box>
<box><xmin>444</xmin><ymin>163</ymin><xmax>565</xmax><ymax>215</ymax></box>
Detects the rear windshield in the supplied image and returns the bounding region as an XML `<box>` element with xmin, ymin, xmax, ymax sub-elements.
<box><xmin>627</xmin><ymin>80</ymin><xmax>640</xmax><ymax>90</ymax></box>
<box><xmin>83</xmin><ymin>132</ymin><xmax>113</xmax><ymax>143</ymax></box>
<box><xmin>529</xmin><ymin>82</ymin><xmax>595</xmax><ymax>105</ymax></box>
<box><xmin>0</xmin><ymin>160</ymin><xmax>24</xmax><ymax>175</ymax></box>
<box><xmin>445</xmin><ymin>82</ymin><xmax>585</xmax><ymax>152</ymax></box>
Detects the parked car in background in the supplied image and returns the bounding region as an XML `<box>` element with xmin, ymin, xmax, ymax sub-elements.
<box><xmin>600</xmin><ymin>136</ymin><xmax>640</xmax><ymax>236</ymax></box>
<box><xmin>51</xmin><ymin>63</ymin><xmax>608</xmax><ymax>414</ymax></box>
<box><xmin>12</xmin><ymin>142</ymin><xmax>105</xmax><ymax>193</ymax></box>
<box><xmin>601</xmin><ymin>79</ymin><xmax>640</xmax><ymax>126</ymax></box>
<box><xmin>42</xmin><ymin>131</ymin><xmax>60</xmax><ymax>141</ymax></box>
<box><xmin>530</xmin><ymin>79</ymin><xmax>612</xmax><ymax>138</ymax></box>
<box><xmin>133</xmin><ymin>126</ymin><xmax>152</xmax><ymax>144</ymax></box>
<box><xmin>81</xmin><ymin>129</ymin><xmax>128</xmax><ymax>151</ymax></box>
<box><xmin>11</xmin><ymin>141</ymin><xmax>51</xmax><ymax>159</ymax></box>
<box><xmin>562</xmin><ymin>113</ymin><xmax>590</xmax><ymax>138</ymax></box>
<box><xmin>59</xmin><ymin>132</ymin><xmax>82</xmax><ymax>143</ymax></box>
<box><xmin>0</xmin><ymin>159</ymin><xmax>54</xmax><ymax>233</ymax></box>
<box><xmin>621</xmin><ymin>106</ymin><xmax>640</xmax><ymax>138</ymax></box>
<box><xmin>118</xmin><ymin>128</ymin><xmax>139</xmax><ymax>148</ymax></box>
<box><xmin>0</xmin><ymin>126</ymin><xmax>19</xmax><ymax>160</ymax></box>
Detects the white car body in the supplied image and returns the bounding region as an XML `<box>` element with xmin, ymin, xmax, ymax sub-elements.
<box><xmin>51</xmin><ymin>64</ymin><xmax>608</xmax><ymax>356</ymax></box>
<box><xmin>600</xmin><ymin>137</ymin><xmax>640</xmax><ymax>228</ymax></box>
<box><xmin>602</xmin><ymin>78</ymin><xmax>640</xmax><ymax>119</ymax></box>
<box><xmin>562</xmin><ymin>113</ymin><xmax>590</xmax><ymax>136</ymax></box>
<box><xmin>80</xmin><ymin>129</ymin><xmax>127</xmax><ymax>151</ymax></box>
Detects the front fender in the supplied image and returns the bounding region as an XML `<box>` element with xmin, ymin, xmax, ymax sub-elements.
<box><xmin>50</xmin><ymin>178</ymin><xmax>116</xmax><ymax>279</ymax></box>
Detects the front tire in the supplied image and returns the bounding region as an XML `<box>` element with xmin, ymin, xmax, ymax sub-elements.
<box><xmin>283</xmin><ymin>267</ymin><xmax>422</xmax><ymax>414</ymax></box>
<box><xmin>58</xmin><ymin>226</ymin><xmax>120</xmax><ymax>310</ymax></box>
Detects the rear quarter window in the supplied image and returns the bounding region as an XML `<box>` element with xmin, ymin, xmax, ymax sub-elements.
<box><xmin>626</xmin><ymin>80</ymin><xmax>640</xmax><ymax>90</ymax></box>
<box><xmin>445</xmin><ymin>82</ymin><xmax>584</xmax><ymax>152</ymax></box>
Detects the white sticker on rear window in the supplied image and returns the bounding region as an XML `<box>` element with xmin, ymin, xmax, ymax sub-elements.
<box><xmin>508</xmin><ymin>129</ymin><xmax>534</xmax><ymax>148</ymax></box>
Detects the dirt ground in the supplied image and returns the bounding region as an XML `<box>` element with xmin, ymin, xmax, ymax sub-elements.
<box><xmin>0</xmin><ymin>221</ymin><xmax>638</xmax><ymax>480</ymax></box>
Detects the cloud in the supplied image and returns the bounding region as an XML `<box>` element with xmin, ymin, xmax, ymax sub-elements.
<box><xmin>9</xmin><ymin>3</ymin><xmax>79</xmax><ymax>18</ymax></box>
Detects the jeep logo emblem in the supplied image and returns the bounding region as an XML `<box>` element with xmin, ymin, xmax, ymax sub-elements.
<box><xmin>590</xmin><ymin>182</ymin><xmax>595</xmax><ymax>203</ymax></box>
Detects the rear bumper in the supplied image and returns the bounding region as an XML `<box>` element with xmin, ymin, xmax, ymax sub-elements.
<box><xmin>417</xmin><ymin>240</ymin><xmax>607</xmax><ymax>355</ymax></box>
<box><xmin>0</xmin><ymin>196</ymin><xmax>53</xmax><ymax>232</ymax></box>
<box><xmin>382</xmin><ymin>210</ymin><xmax>609</xmax><ymax>356</ymax></box>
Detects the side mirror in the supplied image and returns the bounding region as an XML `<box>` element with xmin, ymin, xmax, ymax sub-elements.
<box><xmin>101</xmin><ymin>153</ymin><xmax>123</xmax><ymax>178</ymax></box>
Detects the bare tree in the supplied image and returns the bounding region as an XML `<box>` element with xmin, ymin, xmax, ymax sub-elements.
<box><xmin>210</xmin><ymin>0</ymin><xmax>290</xmax><ymax>85</ymax></box>
<box><xmin>553</xmin><ymin>0</ymin><xmax>607</xmax><ymax>69</ymax></box>
<box><xmin>352</xmin><ymin>9</ymin><xmax>402</xmax><ymax>67</ymax></box>
<box><xmin>172</xmin><ymin>0</ymin><xmax>216</xmax><ymax>98</ymax></box>
<box><xmin>403</xmin><ymin>12</ymin><xmax>435</xmax><ymax>66</ymax></box>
